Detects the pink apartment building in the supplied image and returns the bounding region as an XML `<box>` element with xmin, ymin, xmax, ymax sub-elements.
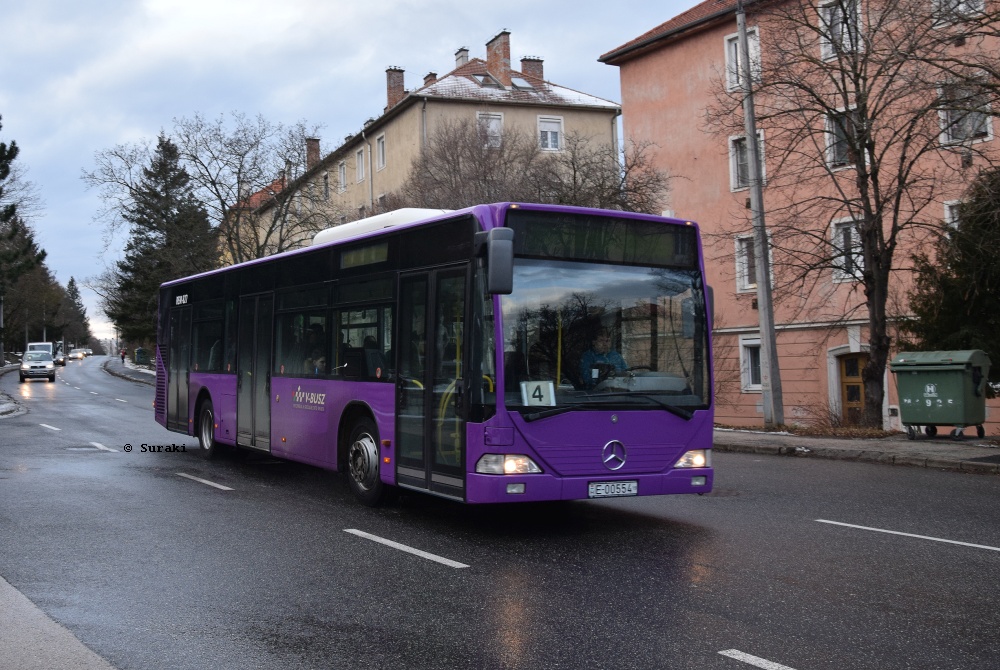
<box><xmin>601</xmin><ymin>0</ymin><xmax>999</xmax><ymax>433</ymax></box>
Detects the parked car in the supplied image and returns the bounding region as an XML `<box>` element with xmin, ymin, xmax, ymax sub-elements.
<box><xmin>67</xmin><ymin>348</ymin><xmax>86</xmax><ymax>360</ymax></box>
<box><xmin>20</xmin><ymin>352</ymin><xmax>56</xmax><ymax>383</ymax></box>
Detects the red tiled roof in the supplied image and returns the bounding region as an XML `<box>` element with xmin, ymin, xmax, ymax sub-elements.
<box><xmin>600</xmin><ymin>0</ymin><xmax>736</xmax><ymax>64</ymax></box>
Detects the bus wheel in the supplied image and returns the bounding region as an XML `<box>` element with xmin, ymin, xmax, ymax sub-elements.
<box><xmin>347</xmin><ymin>417</ymin><xmax>386</xmax><ymax>507</ymax></box>
<box><xmin>197</xmin><ymin>399</ymin><xmax>220</xmax><ymax>459</ymax></box>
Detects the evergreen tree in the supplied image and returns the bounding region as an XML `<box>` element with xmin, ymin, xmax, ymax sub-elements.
<box><xmin>106</xmin><ymin>134</ymin><xmax>217</xmax><ymax>343</ymax></box>
<box><xmin>1</xmin><ymin>115</ymin><xmax>46</xmax><ymax>359</ymax></box>
<box><xmin>57</xmin><ymin>277</ymin><xmax>92</xmax><ymax>347</ymax></box>
<box><xmin>907</xmin><ymin>167</ymin><xmax>1000</xmax><ymax>382</ymax></box>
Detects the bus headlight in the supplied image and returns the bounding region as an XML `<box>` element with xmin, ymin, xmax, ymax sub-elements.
<box><xmin>674</xmin><ymin>449</ymin><xmax>711</xmax><ymax>469</ymax></box>
<box><xmin>476</xmin><ymin>454</ymin><xmax>543</xmax><ymax>475</ymax></box>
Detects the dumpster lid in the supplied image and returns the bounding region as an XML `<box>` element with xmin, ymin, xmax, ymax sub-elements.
<box><xmin>890</xmin><ymin>349</ymin><xmax>991</xmax><ymax>368</ymax></box>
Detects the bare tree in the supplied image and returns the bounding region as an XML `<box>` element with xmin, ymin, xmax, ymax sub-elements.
<box><xmin>398</xmin><ymin>118</ymin><xmax>543</xmax><ymax>209</ymax></box>
<box><xmin>533</xmin><ymin>132</ymin><xmax>670</xmax><ymax>214</ymax></box>
<box><xmin>173</xmin><ymin>113</ymin><xmax>329</xmax><ymax>262</ymax></box>
<box><xmin>705</xmin><ymin>0</ymin><xmax>1000</xmax><ymax>426</ymax></box>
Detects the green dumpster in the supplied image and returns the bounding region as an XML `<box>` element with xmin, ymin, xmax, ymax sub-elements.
<box><xmin>889</xmin><ymin>350</ymin><xmax>991</xmax><ymax>440</ymax></box>
<box><xmin>134</xmin><ymin>347</ymin><xmax>150</xmax><ymax>366</ymax></box>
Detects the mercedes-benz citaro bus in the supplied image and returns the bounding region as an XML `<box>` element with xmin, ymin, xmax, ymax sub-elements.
<box><xmin>156</xmin><ymin>203</ymin><xmax>713</xmax><ymax>506</ymax></box>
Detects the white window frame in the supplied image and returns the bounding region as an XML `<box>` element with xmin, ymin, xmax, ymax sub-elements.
<box><xmin>729</xmin><ymin>131</ymin><xmax>765</xmax><ymax>191</ymax></box>
<box><xmin>826</xmin><ymin>106</ymin><xmax>861</xmax><ymax>169</ymax></box>
<box><xmin>338</xmin><ymin>162</ymin><xmax>347</xmax><ymax>192</ymax></box>
<box><xmin>477</xmin><ymin>112</ymin><xmax>504</xmax><ymax>148</ymax></box>
<box><xmin>538</xmin><ymin>116</ymin><xmax>563</xmax><ymax>151</ymax></box>
<box><xmin>944</xmin><ymin>200</ymin><xmax>963</xmax><ymax>230</ymax></box>
<box><xmin>831</xmin><ymin>217</ymin><xmax>864</xmax><ymax>282</ymax></box>
<box><xmin>356</xmin><ymin>148</ymin><xmax>365</xmax><ymax>183</ymax></box>
<box><xmin>735</xmin><ymin>235</ymin><xmax>758</xmax><ymax>293</ymax></box>
<box><xmin>724</xmin><ymin>27</ymin><xmax>761</xmax><ymax>92</ymax></box>
<box><xmin>819</xmin><ymin>0</ymin><xmax>862</xmax><ymax>60</ymax></box>
<box><xmin>740</xmin><ymin>335</ymin><xmax>763</xmax><ymax>392</ymax></box>
<box><xmin>375</xmin><ymin>134</ymin><xmax>386</xmax><ymax>171</ymax></box>
<box><xmin>933</xmin><ymin>0</ymin><xmax>985</xmax><ymax>25</ymax></box>
<box><xmin>938</xmin><ymin>83</ymin><xmax>993</xmax><ymax>146</ymax></box>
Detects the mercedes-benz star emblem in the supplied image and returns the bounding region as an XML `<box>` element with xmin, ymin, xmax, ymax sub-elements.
<box><xmin>602</xmin><ymin>440</ymin><xmax>627</xmax><ymax>471</ymax></box>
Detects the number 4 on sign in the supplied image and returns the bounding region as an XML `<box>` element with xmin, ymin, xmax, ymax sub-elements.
<box><xmin>520</xmin><ymin>381</ymin><xmax>556</xmax><ymax>407</ymax></box>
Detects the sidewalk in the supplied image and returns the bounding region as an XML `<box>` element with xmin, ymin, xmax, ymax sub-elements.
<box><xmin>713</xmin><ymin>427</ymin><xmax>1000</xmax><ymax>474</ymax></box>
<box><xmin>101</xmin><ymin>357</ymin><xmax>156</xmax><ymax>385</ymax></box>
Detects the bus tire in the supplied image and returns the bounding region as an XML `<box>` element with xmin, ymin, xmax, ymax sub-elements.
<box><xmin>347</xmin><ymin>417</ymin><xmax>386</xmax><ymax>507</ymax></box>
<box><xmin>197</xmin><ymin>398</ymin><xmax>221</xmax><ymax>460</ymax></box>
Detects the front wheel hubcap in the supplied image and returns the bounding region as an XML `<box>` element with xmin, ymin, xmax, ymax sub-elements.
<box><xmin>349</xmin><ymin>433</ymin><xmax>378</xmax><ymax>491</ymax></box>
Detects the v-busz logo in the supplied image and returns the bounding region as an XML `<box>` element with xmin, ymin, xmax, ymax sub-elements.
<box><xmin>293</xmin><ymin>386</ymin><xmax>327</xmax><ymax>412</ymax></box>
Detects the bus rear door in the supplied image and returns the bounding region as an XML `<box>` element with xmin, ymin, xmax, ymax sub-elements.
<box><xmin>237</xmin><ymin>294</ymin><xmax>273</xmax><ymax>451</ymax></box>
<box><xmin>396</xmin><ymin>268</ymin><xmax>467</xmax><ymax>500</ymax></box>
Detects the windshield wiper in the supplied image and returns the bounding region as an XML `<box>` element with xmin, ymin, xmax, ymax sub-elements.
<box><xmin>522</xmin><ymin>403</ymin><xmax>588</xmax><ymax>422</ymax></box>
<box><xmin>590</xmin><ymin>393</ymin><xmax>694</xmax><ymax>420</ymax></box>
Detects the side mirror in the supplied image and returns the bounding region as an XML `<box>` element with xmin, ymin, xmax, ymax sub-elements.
<box><xmin>485</xmin><ymin>227</ymin><xmax>514</xmax><ymax>295</ymax></box>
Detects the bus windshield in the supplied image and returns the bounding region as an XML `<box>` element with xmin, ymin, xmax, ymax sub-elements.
<box><xmin>500</xmin><ymin>211</ymin><xmax>709</xmax><ymax>415</ymax></box>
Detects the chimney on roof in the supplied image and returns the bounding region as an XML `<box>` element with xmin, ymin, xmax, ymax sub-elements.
<box><xmin>455</xmin><ymin>47</ymin><xmax>469</xmax><ymax>68</ymax></box>
<box><xmin>305</xmin><ymin>137</ymin><xmax>320</xmax><ymax>169</ymax></box>
<box><xmin>423</xmin><ymin>72</ymin><xmax>437</xmax><ymax>87</ymax></box>
<box><xmin>520</xmin><ymin>57</ymin><xmax>544</xmax><ymax>81</ymax></box>
<box><xmin>486</xmin><ymin>30</ymin><xmax>512</xmax><ymax>87</ymax></box>
<box><xmin>386</xmin><ymin>67</ymin><xmax>406</xmax><ymax>109</ymax></box>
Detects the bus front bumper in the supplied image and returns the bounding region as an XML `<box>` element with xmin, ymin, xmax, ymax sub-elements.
<box><xmin>464</xmin><ymin>468</ymin><xmax>713</xmax><ymax>504</ymax></box>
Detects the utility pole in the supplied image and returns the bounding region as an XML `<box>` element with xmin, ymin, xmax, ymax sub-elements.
<box><xmin>737</xmin><ymin>0</ymin><xmax>784</xmax><ymax>426</ymax></box>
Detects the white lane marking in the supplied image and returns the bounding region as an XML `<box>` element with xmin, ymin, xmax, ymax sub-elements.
<box><xmin>176</xmin><ymin>472</ymin><xmax>234</xmax><ymax>491</ymax></box>
<box><xmin>73</xmin><ymin>387</ymin><xmax>81</xmax><ymax>390</ymax></box>
<box><xmin>115</xmin><ymin>398</ymin><xmax>127</xmax><ymax>403</ymax></box>
<box><xmin>719</xmin><ymin>649</ymin><xmax>797</xmax><ymax>670</ymax></box>
<box><xmin>344</xmin><ymin>529</ymin><xmax>469</xmax><ymax>569</ymax></box>
<box><xmin>91</xmin><ymin>442</ymin><xmax>118</xmax><ymax>452</ymax></box>
<box><xmin>817</xmin><ymin>519</ymin><xmax>1000</xmax><ymax>553</ymax></box>
<box><xmin>39</xmin><ymin>424</ymin><xmax>61</xmax><ymax>431</ymax></box>
<box><xmin>89</xmin><ymin>391</ymin><xmax>98</xmax><ymax>395</ymax></box>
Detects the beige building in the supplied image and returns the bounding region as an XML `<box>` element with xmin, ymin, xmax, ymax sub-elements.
<box><xmin>266</xmin><ymin>30</ymin><xmax>621</xmax><ymax>229</ymax></box>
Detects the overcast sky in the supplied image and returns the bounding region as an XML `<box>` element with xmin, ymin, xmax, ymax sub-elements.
<box><xmin>1</xmin><ymin>0</ymin><xmax>688</xmax><ymax>341</ymax></box>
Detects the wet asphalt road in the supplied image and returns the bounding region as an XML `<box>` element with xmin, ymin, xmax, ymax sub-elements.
<box><xmin>1</xmin><ymin>357</ymin><xmax>999</xmax><ymax>669</ymax></box>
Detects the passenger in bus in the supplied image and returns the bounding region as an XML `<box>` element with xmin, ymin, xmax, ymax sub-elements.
<box><xmin>580</xmin><ymin>328</ymin><xmax>627</xmax><ymax>389</ymax></box>
<box><xmin>302</xmin><ymin>324</ymin><xmax>326</xmax><ymax>375</ymax></box>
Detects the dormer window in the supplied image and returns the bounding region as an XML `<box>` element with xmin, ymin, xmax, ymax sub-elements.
<box><xmin>511</xmin><ymin>75</ymin><xmax>535</xmax><ymax>90</ymax></box>
<box><xmin>471</xmin><ymin>74</ymin><xmax>503</xmax><ymax>88</ymax></box>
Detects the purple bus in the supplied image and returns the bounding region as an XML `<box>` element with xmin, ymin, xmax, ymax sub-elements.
<box><xmin>156</xmin><ymin>203</ymin><xmax>713</xmax><ymax>505</ymax></box>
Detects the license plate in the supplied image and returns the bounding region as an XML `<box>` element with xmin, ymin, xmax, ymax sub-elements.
<box><xmin>588</xmin><ymin>480</ymin><xmax>638</xmax><ymax>498</ymax></box>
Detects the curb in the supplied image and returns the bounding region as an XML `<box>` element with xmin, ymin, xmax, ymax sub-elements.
<box><xmin>100</xmin><ymin>359</ymin><xmax>155</xmax><ymax>386</ymax></box>
<box><xmin>712</xmin><ymin>441</ymin><xmax>1000</xmax><ymax>475</ymax></box>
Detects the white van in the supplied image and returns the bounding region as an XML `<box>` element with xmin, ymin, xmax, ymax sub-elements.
<box><xmin>26</xmin><ymin>342</ymin><xmax>54</xmax><ymax>356</ymax></box>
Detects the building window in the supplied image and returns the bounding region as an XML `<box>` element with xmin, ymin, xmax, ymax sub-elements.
<box><xmin>939</xmin><ymin>83</ymin><xmax>991</xmax><ymax>145</ymax></box>
<box><xmin>944</xmin><ymin>200</ymin><xmax>963</xmax><ymax>230</ymax></box>
<box><xmin>832</xmin><ymin>218</ymin><xmax>864</xmax><ymax>281</ymax></box>
<box><xmin>323</xmin><ymin>172</ymin><xmax>330</xmax><ymax>200</ymax></box>
<box><xmin>724</xmin><ymin>27</ymin><xmax>760</xmax><ymax>91</ymax></box>
<box><xmin>740</xmin><ymin>335</ymin><xmax>762</xmax><ymax>392</ymax></box>
<box><xmin>376</xmin><ymin>135</ymin><xmax>386</xmax><ymax>171</ymax></box>
<box><xmin>736</xmin><ymin>235</ymin><xmax>758</xmax><ymax>292</ymax></box>
<box><xmin>356</xmin><ymin>149</ymin><xmax>365</xmax><ymax>182</ymax></box>
<box><xmin>730</xmin><ymin>131</ymin><xmax>764</xmax><ymax>190</ymax></box>
<box><xmin>538</xmin><ymin>116</ymin><xmax>563</xmax><ymax>151</ymax></box>
<box><xmin>827</xmin><ymin>108</ymin><xmax>861</xmax><ymax>168</ymax></box>
<box><xmin>934</xmin><ymin>0</ymin><xmax>984</xmax><ymax>23</ymax></box>
<box><xmin>338</xmin><ymin>162</ymin><xmax>346</xmax><ymax>192</ymax></box>
<box><xmin>477</xmin><ymin>112</ymin><xmax>503</xmax><ymax>148</ymax></box>
<box><xmin>819</xmin><ymin>0</ymin><xmax>861</xmax><ymax>60</ymax></box>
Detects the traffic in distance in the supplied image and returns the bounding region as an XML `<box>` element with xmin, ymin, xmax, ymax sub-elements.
<box><xmin>155</xmin><ymin>203</ymin><xmax>714</xmax><ymax>506</ymax></box>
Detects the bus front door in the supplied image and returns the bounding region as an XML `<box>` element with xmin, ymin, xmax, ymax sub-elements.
<box><xmin>236</xmin><ymin>294</ymin><xmax>273</xmax><ymax>451</ymax></box>
<box><xmin>397</xmin><ymin>268</ymin><xmax>467</xmax><ymax>500</ymax></box>
<box><xmin>167</xmin><ymin>307</ymin><xmax>191</xmax><ymax>432</ymax></box>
